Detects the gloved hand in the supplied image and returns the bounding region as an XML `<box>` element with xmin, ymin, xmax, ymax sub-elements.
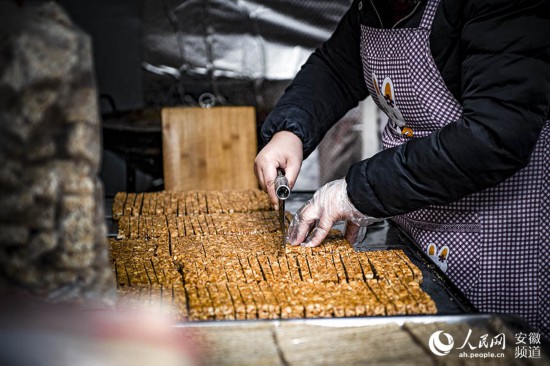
<box><xmin>287</xmin><ymin>179</ymin><xmax>380</xmax><ymax>247</ymax></box>
<box><xmin>254</xmin><ymin>131</ymin><xmax>303</xmax><ymax>210</ymax></box>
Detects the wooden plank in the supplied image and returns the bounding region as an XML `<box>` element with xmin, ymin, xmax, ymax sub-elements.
<box><xmin>181</xmin><ymin>324</ymin><xmax>282</xmax><ymax>366</ymax></box>
<box><xmin>162</xmin><ymin>106</ymin><xmax>258</xmax><ymax>191</ymax></box>
<box><xmin>277</xmin><ymin>323</ymin><xmax>430</xmax><ymax>365</ymax></box>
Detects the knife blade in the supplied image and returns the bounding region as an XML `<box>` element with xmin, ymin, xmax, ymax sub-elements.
<box><xmin>274</xmin><ymin>169</ymin><xmax>290</xmax><ymax>253</ymax></box>
<box><xmin>278</xmin><ymin>199</ymin><xmax>285</xmax><ymax>249</ymax></box>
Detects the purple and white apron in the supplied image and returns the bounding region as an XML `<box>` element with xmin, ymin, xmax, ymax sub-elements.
<box><xmin>359</xmin><ymin>0</ymin><xmax>549</xmax><ymax>336</ymax></box>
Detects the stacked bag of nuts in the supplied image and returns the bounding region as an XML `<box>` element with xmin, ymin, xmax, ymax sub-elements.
<box><xmin>0</xmin><ymin>3</ymin><xmax>115</xmax><ymax>303</ymax></box>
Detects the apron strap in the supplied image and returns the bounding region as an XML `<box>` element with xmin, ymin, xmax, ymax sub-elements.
<box><xmin>419</xmin><ymin>0</ymin><xmax>441</xmax><ymax>30</ymax></box>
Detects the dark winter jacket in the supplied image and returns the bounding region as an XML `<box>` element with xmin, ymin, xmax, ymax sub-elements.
<box><xmin>260</xmin><ymin>0</ymin><xmax>550</xmax><ymax>218</ymax></box>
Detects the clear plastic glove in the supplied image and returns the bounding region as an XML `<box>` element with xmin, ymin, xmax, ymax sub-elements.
<box><xmin>254</xmin><ymin>131</ymin><xmax>303</xmax><ymax>210</ymax></box>
<box><xmin>287</xmin><ymin>179</ymin><xmax>380</xmax><ymax>247</ymax></box>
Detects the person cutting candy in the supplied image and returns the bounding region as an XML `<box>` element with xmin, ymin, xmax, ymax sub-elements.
<box><xmin>254</xmin><ymin>0</ymin><xmax>550</xmax><ymax>338</ymax></box>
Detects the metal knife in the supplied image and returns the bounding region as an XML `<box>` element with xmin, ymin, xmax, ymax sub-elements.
<box><xmin>274</xmin><ymin>169</ymin><xmax>290</xmax><ymax>252</ymax></box>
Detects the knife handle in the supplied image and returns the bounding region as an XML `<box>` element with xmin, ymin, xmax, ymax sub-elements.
<box><xmin>274</xmin><ymin>169</ymin><xmax>290</xmax><ymax>200</ymax></box>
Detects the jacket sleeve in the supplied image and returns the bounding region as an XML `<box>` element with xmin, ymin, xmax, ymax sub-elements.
<box><xmin>347</xmin><ymin>0</ymin><xmax>550</xmax><ymax>218</ymax></box>
<box><xmin>260</xmin><ymin>1</ymin><xmax>369</xmax><ymax>158</ymax></box>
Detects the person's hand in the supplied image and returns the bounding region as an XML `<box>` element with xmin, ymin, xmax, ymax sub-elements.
<box><xmin>287</xmin><ymin>179</ymin><xmax>380</xmax><ymax>247</ymax></box>
<box><xmin>254</xmin><ymin>131</ymin><xmax>303</xmax><ymax>209</ymax></box>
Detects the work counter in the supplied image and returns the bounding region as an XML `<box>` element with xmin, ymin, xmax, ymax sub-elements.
<box><xmin>105</xmin><ymin>192</ymin><xmax>549</xmax><ymax>365</ymax></box>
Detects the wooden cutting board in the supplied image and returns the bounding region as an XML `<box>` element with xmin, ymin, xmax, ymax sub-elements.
<box><xmin>161</xmin><ymin>106</ymin><xmax>258</xmax><ymax>191</ymax></box>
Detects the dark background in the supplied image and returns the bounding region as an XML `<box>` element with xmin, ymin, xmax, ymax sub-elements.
<box><xmin>17</xmin><ymin>0</ymin><xmax>354</xmax><ymax>194</ymax></box>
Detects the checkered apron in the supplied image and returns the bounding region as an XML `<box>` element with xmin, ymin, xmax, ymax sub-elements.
<box><xmin>359</xmin><ymin>0</ymin><xmax>549</xmax><ymax>337</ymax></box>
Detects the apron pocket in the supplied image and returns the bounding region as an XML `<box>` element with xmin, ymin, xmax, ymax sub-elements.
<box><xmin>397</xmin><ymin>209</ymin><xmax>481</xmax><ymax>293</ymax></box>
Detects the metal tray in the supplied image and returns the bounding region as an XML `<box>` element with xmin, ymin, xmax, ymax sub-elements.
<box><xmin>105</xmin><ymin>193</ymin><xmax>550</xmax><ymax>363</ymax></box>
<box><xmin>104</xmin><ymin>192</ymin><xmax>476</xmax><ymax>314</ymax></box>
